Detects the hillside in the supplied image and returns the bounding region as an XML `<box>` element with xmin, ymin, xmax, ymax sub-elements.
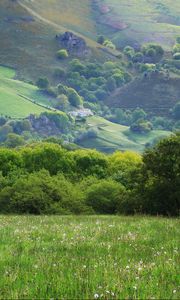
<box><xmin>78</xmin><ymin>116</ymin><xmax>171</xmax><ymax>153</ymax></box>
<box><xmin>0</xmin><ymin>66</ymin><xmax>56</xmax><ymax>118</ymax></box>
<box><xmin>93</xmin><ymin>0</ymin><xmax>180</xmax><ymax>50</ymax></box>
<box><xmin>0</xmin><ymin>0</ymin><xmax>179</xmax><ymax>151</ymax></box>
<box><xmin>108</xmin><ymin>73</ymin><xmax>180</xmax><ymax>115</ymax></box>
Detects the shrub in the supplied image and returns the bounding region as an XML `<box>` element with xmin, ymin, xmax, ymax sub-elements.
<box><xmin>0</xmin><ymin>171</ymin><xmax>90</xmax><ymax>215</ymax></box>
<box><xmin>54</xmin><ymin>68</ymin><xmax>66</xmax><ymax>78</ymax></box>
<box><xmin>67</xmin><ymin>88</ymin><xmax>83</xmax><ymax>107</ymax></box>
<box><xmin>97</xmin><ymin>35</ymin><xmax>105</xmax><ymax>45</ymax></box>
<box><xmin>172</xmin><ymin>102</ymin><xmax>180</xmax><ymax>120</ymax></box>
<box><xmin>130</xmin><ymin>120</ymin><xmax>153</xmax><ymax>133</ymax></box>
<box><xmin>173</xmin><ymin>53</ymin><xmax>180</xmax><ymax>60</ymax></box>
<box><xmin>57</xmin><ymin>49</ymin><xmax>69</xmax><ymax>59</ymax></box>
<box><xmin>36</xmin><ymin>77</ymin><xmax>49</xmax><ymax>89</ymax></box>
<box><xmin>103</xmin><ymin>40</ymin><xmax>116</xmax><ymax>50</ymax></box>
<box><xmin>5</xmin><ymin>133</ymin><xmax>25</xmax><ymax>148</ymax></box>
<box><xmin>86</xmin><ymin>180</ymin><xmax>126</xmax><ymax>214</ymax></box>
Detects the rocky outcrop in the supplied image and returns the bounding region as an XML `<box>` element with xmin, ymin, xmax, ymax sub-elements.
<box><xmin>28</xmin><ymin>114</ymin><xmax>61</xmax><ymax>136</ymax></box>
<box><xmin>56</xmin><ymin>31</ymin><xmax>90</xmax><ymax>57</ymax></box>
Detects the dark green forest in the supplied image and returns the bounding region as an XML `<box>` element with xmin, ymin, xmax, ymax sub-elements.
<box><xmin>0</xmin><ymin>134</ymin><xmax>179</xmax><ymax>216</ymax></box>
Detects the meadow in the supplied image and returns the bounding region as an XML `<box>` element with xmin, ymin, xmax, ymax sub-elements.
<box><xmin>81</xmin><ymin>116</ymin><xmax>171</xmax><ymax>153</ymax></box>
<box><xmin>0</xmin><ymin>66</ymin><xmax>51</xmax><ymax>118</ymax></box>
<box><xmin>0</xmin><ymin>215</ymin><xmax>179</xmax><ymax>299</ymax></box>
<box><xmin>97</xmin><ymin>0</ymin><xmax>180</xmax><ymax>50</ymax></box>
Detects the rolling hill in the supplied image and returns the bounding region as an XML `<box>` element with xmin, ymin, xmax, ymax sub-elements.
<box><xmin>0</xmin><ymin>66</ymin><xmax>51</xmax><ymax>118</ymax></box>
<box><xmin>78</xmin><ymin>116</ymin><xmax>171</xmax><ymax>153</ymax></box>
<box><xmin>0</xmin><ymin>0</ymin><xmax>179</xmax><ymax>151</ymax></box>
<box><xmin>93</xmin><ymin>0</ymin><xmax>180</xmax><ymax>50</ymax></box>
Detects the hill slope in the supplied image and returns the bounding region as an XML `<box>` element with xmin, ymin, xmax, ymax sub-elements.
<box><xmin>78</xmin><ymin>116</ymin><xmax>171</xmax><ymax>153</ymax></box>
<box><xmin>93</xmin><ymin>0</ymin><xmax>180</xmax><ymax>50</ymax></box>
<box><xmin>0</xmin><ymin>66</ymin><xmax>50</xmax><ymax>118</ymax></box>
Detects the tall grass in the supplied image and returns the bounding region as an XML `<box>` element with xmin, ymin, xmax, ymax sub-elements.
<box><xmin>0</xmin><ymin>215</ymin><xmax>179</xmax><ymax>299</ymax></box>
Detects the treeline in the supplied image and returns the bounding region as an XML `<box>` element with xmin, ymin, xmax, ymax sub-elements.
<box><xmin>0</xmin><ymin>134</ymin><xmax>179</xmax><ymax>216</ymax></box>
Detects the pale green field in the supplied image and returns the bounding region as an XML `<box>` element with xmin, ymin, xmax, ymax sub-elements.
<box><xmin>0</xmin><ymin>215</ymin><xmax>179</xmax><ymax>299</ymax></box>
<box><xmin>101</xmin><ymin>0</ymin><xmax>180</xmax><ymax>49</ymax></box>
<box><xmin>0</xmin><ymin>66</ymin><xmax>50</xmax><ymax>118</ymax></box>
<box><xmin>80</xmin><ymin>116</ymin><xmax>171</xmax><ymax>153</ymax></box>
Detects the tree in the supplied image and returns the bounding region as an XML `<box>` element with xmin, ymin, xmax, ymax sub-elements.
<box><xmin>103</xmin><ymin>40</ymin><xmax>116</xmax><ymax>50</ymax></box>
<box><xmin>132</xmin><ymin>108</ymin><xmax>147</xmax><ymax>123</ymax></box>
<box><xmin>57</xmin><ymin>84</ymin><xmax>68</xmax><ymax>95</ymax></box>
<box><xmin>97</xmin><ymin>35</ymin><xmax>105</xmax><ymax>45</ymax></box>
<box><xmin>0</xmin><ymin>125</ymin><xmax>13</xmax><ymax>142</ymax></box>
<box><xmin>36</xmin><ymin>77</ymin><xmax>49</xmax><ymax>89</ymax></box>
<box><xmin>69</xmin><ymin>59</ymin><xmax>85</xmax><ymax>73</ymax></box>
<box><xmin>86</xmin><ymin>180</ymin><xmax>126</xmax><ymax>214</ymax></box>
<box><xmin>173</xmin><ymin>44</ymin><xmax>180</xmax><ymax>54</ymax></box>
<box><xmin>54</xmin><ymin>68</ymin><xmax>66</xmax><ymax>78</ymax></box>
<box><xmin>0</xmin><ymin>116</ymin><xmax>7</xmax><ymax>126</ymax></box>
<box><xmin>139</xmin><ymin>134</ymin><xmax>180</xmax><ymax>216</ymax></box>
<box><xmin>106</xmin><ymin>77</ymin><xmax>116</xmax><ymax>92</ymax></box>
<box><xmin>173</xmin><ymin>53</ymin><xmax>180</xmax><ymax>60</ymax></box>
<box><xmin>67</xmin><ymin>88</ymin><xmax>83</xmax><ymax>107</ymax></box>
<box><xmin>5</xmin><ymin>133</ymin><xmax>25</xmax><ymax>148</ymax></box>
<box><xmin>130</xmin><ymin>120</ymin><xmax>152</xmax><ymax>133</ymax></box>
<box><xmin>55</xmin><ymin>94</ymin><xmax>69</xmax><ymax>110</ymax></box>
<box><xmin>57</xmin><ymin>49</ymin><xmax>69</xmax><ymax>59</ymax></box>
<box><xmin>172</xmin><ymin>102</ymin><xmax>180</xmax><ymax>120</ymax></box>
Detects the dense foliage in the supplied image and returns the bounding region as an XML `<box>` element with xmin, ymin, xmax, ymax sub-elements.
<box><xmin>0</xmin><ymin>134</ymin><xmax>179</xmax><ymax>216</ymax></box>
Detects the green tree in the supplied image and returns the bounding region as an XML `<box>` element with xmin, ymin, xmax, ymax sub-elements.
<box><xmin>67</xmin><ymin>88</ymin><xmax>83</xmax><ymax>107</ymax></box>
<box><xmin>86</xmin><ymin>180</ymin><xmax>126</xmax><ymax>214</ymax></box>
<box><xmin>5</xmin><ymin>133</ymin><xmax>25</xmax><ymax>148</ymax></box>
<box><xmin>139</xmin><ymin>134</ymin><xmax>180</xmax><ymax>216</ymax></box>
<box><xmin>36</xmin><ymin>77</ymin><xmax>49</xmax><ymax>89</ymax></box>
<box><xmin>172</xmin><ymin>102</ymin><xmax>180</xmax><ymax>120</ymax></box>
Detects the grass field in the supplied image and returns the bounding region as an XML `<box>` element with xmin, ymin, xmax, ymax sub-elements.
<box><xmin>0</xmin><ymin>66</ymin><xmax>51</xmax><ymax>118</ymax></box>
<box><xmin>95</xmin><ymin>0</ymin><xmax>180</xmax><ymax>50</ymax></box>
<box><xmin>80</xmin><ymin>116</ymin><xmax>171</xmax><ymax>153</ymax></box>
<box><xmin>0</xmin><ymin>215</ymin><xmax>179</xmax><ymax>299</ymax></box>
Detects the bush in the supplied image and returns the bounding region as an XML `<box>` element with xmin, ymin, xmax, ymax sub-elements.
<box><xmin>86</xmin><ymin>180</ymin><xmax>126</xmax><ymax>214</ymax></box>
<box><xmin>67</xmin><ymin>88</ymin><xmax>83</xmax><ymax>107</ymax></box>
<box><xmin>36</xmin><ymin>78</ymin><xmax>49</xmax><ymax>89</ymax></box>
<box><xmin>173</xmin><ymin>53</ymin><xmax>180</xmax><ymax>60</ymax></box>
<box><xmin>97</xmin><ymin>35</ymin><xmax>105</xmax><ymax>45</ymax></box>
<box><xmin>5</xmin><ymin>133</ymin><xmax>25</xmax><ymax>148</ymax></box>
<box><xmin>0</xmin><ymin>171</ymin><xmax>90</xmax><ymax>215</ymax></box>
<box><xmin>54</xmin><ymin>68</ymin><xmax>66</xmax><ymax>78</ymax></box>
<box><xmin>57</xmin><ymin>49</ymin><xmax>69</xmax><ymax>59</ymax></box>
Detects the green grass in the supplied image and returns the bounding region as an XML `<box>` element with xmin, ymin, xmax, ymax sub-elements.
<box><xmin>96</xmin><ymin>0</ymin><xmax>180</xmax><ymax>50</ymax></box>
<box><xmin>0</xmin><ymin>215</ymin><xmax>179</xmax><ymax>299</ymax></box>
<box><xmin>0</xmin><ymin>66</ymin><xmax>51</xmax><ymax>118</ymax></box>
<box><xmin>80</xmin><ymin>116</ymin><xmax>171</xmax><ymax>153</ymax></box>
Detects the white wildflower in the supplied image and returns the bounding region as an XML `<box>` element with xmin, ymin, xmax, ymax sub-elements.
<box><xmin>94</xmin><ymin>293</ymin><xmax>99</xmax><ymax>299</ymax></box>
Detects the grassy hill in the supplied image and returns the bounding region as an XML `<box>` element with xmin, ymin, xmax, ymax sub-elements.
<box><xmin>107</xmin><ymin>73</ymin><xmax>180</xmax><ymax>115</ymax></box>
<box><xmin>93</xmin><ymin>0</ymin><xmax>180</xmax><ymax>50</ymax></box>
<box><xmin>78</xmin><ymin>116</ymin><xmax>171</xmax><ymax>153</ymax></box>
<box><xmin>0</xmin><ymin>66</ymin><xmax>51</xmax><ymax>118</ymax></box>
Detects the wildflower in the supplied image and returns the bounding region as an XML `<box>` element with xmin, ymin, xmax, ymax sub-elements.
<box><xmin>133</xmin><ymin>286</ymin><xmax>137</xmax><ymax>290</ymax></box>
<box><xmin>94</xmin><ymin>293</ymin><xmax>99</xmax><ymax>299</ymax></box>
<box><xmin>126</xmin><ymin>265</ymin><xmax>130</xmax><ymax>269</ymax></box>
<box><xmin>173</xmin><ymin>290</ymin><xmax>176</xmax><ymax>294</ymax></box>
